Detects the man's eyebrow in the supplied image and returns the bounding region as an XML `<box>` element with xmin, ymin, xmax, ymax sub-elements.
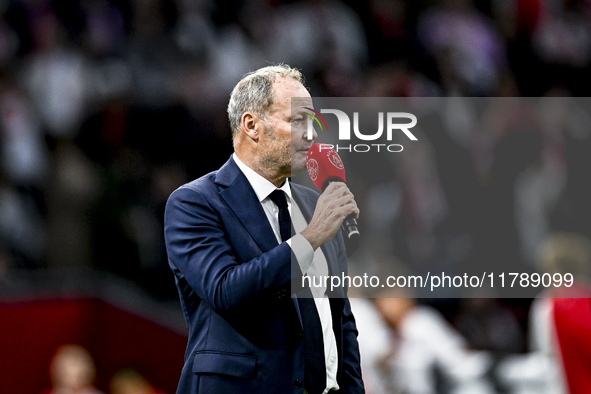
<box><xmin>289</xmin><ymin>108</ymin><xmax>305</xmax><ymax>117</ymax></box>
<box><xmin>292</xmin><ymin>107</ymin><xmax>314</xmax><ymax>114</ymax></box>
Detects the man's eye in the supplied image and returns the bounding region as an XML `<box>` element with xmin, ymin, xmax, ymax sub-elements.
<box><xmin>292</xmin><ymin>117</ymin><xmax>304</xmax><ymax>123</ymax></box>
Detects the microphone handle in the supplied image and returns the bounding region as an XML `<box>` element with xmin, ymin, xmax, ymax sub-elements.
<box><xmin>324</xmin><ymin>180</ymin><xmax>360</xmax><ymax>239</ymax></box>
<box><xmin>343</xmin><ymin>214</ymin><xmax>360</xmax><ymax>239</ymax></box>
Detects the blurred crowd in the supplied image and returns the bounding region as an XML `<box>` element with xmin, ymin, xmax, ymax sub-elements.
<box><xmin>1</xmin><ymin>0</ymin><xmax>591</xmax><ymax>393</ymax></box>
<box><xmin>2</xmin><ymin>0</ymin><xmax>591</xmax><ymax>293</ymax></box>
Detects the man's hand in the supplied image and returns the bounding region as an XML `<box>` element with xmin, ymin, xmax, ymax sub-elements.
<box><xmin>301</xmin><ymin>182</ymin><xmax>359</xmax><ymax>250</ymax></box>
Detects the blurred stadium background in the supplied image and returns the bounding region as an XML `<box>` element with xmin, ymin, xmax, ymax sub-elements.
<box><xmin>1</xmin><ymin>0</ymin><xmax>591</xmax><ymax>393</ymax></box>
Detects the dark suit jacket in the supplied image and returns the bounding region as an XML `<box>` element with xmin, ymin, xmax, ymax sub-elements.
<box><xmin>164</xmin><ymin>156</ymin><xmax>364</xmax><ymax>394</ymax></box>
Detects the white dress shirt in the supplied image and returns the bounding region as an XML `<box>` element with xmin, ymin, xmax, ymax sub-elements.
<box><xmin>233</xmin><ymin>153</ymin><xmax>339</xmax><ymax>393</ymax></box>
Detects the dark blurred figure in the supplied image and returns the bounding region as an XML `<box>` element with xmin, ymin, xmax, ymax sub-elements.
<box><xmin>0</xmin><ymin>81</ymin><xmax>48</xmax><ymax>269</ymax></box>
<box><xmin>43</xmin><ymin>344</ymin><xmax>105</xmax><ymax>394</ymax></box>
<box><xmin>417</xmin><ymin>0</ymin><xmax>507</xmax><ymax>96</ymax></box>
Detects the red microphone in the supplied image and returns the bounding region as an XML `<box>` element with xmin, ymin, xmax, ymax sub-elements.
<box><xmin>306</xmin><ymin>143</ymin><xmax>360</xmax><ymax>238</ymax></box>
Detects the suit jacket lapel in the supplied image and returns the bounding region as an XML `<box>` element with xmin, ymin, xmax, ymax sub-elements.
<box><xmin>216</xmin><ymin>157</ymin><xmax>279</xmax><ymax>254</ymax></box>
<box><xmin>216</xmin><ymin>158</ymin><xmax>304</xmax><ymax>334</ymax></box>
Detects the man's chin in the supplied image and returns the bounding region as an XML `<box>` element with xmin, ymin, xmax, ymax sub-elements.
<box><xmin>290</xmin><ymin>157</ymin><xmax>307</xmax><ymax>176</ymax></box>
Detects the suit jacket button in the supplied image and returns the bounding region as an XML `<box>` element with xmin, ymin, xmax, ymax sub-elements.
<box><xmin>294</xmin><ymin>379</ymin><xmax>303</xmax><ymax>388</ymax></box>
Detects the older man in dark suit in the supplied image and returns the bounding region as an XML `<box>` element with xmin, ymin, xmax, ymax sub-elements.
<box><xmin>164</xmin><ymin>64</ymin><xmax>364</xmax><ymax>394</ymax></box>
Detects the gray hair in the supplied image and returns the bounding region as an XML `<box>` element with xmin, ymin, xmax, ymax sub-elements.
<box><xmin>227</xmin><ymin>64</ymin><xmax>304</xmax><ymax>138</ymax></box>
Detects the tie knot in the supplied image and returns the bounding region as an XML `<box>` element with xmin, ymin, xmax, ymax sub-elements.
<box><xmin>269</xmin><ymin>189</ymin><xmax>288</xmax><ymax>209</ymax></box>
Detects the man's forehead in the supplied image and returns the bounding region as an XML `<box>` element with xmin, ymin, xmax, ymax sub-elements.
<box><xmin>272</xmin><ymin>77</ymin><xmax>310</xmax><ymax>107</ymax></box>
<box><xmin>290</xmin><ymin>99</ymin><xmax>314</xmax><ymax>119</ymax></box>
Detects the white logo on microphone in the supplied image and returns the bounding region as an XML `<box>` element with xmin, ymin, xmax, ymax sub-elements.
<box><xmin>327</xmin><ymin>151</ymin><xmax>344</xmax><ymax>170</ymax></box>
<box><xmin>307</xmin><ymin>159</ymin><xmax>319</xmax><ymax>181</ymax></box>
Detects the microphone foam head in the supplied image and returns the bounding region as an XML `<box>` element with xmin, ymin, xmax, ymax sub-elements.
<box><xmin>306</xmin><ymin>143</ymin><xmax>346</xmax><ymax>191</ymax></box>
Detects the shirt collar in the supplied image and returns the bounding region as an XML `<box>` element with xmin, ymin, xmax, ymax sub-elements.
<box><xmin>233</xmin><ymin>153</ymin><xmax>292</xmax><ymax>203</ymax></box>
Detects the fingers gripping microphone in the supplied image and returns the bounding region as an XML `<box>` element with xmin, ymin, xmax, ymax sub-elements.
<box><xmin>306</xmin><ymin>143</ymin><xmax>360</xmax><ymax>238</ymax></box>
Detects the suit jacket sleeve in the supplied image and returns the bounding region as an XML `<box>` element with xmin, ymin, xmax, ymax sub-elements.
<box><xmin>164</xmin><ymin>185</ymin><xmax>303</xmax><ymax>314</ymax></box>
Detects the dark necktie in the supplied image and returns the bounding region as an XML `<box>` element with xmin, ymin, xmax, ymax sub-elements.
<box><xmin>268</xmin><ymin>190</ymin><xmax>326</xmax><ymax>394</ymax></box>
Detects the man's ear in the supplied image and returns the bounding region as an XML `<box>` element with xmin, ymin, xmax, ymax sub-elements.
<box><xmin>241</xmin><ymin>112</ymin><xmax>259</xmax><ymax>142</ymax></box>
